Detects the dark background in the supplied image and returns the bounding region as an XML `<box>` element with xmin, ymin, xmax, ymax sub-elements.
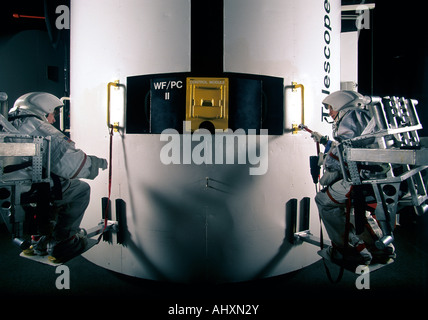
<box><xmin>357</xmin><ymin>0</ymin><xmax>428</xmax><ymax>135</ymax></box>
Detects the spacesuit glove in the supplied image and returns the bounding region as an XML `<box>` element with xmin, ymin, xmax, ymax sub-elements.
<box><xmin>87</xmin><ymin>156</ymin><xmax>108</xmax><ymax>180</ymax></box>
<box><xmin>310</xmin><ymin>132</ymin><xmax>329</xmax><ymax>145</ymax></box>
<box><xmin>98</xmin><ymin>158</ymin><xmax>108</xmax><ymax>170</ymax></box>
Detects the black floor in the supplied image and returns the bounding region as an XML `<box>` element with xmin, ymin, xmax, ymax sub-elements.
<box><xmin>1</xmin><ymin>211</ymin><xmax>427</xmax><ymax>304</ymax></box>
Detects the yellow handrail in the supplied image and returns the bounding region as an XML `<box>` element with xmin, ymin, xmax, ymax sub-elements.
<box><xmin>292</xmin><ymin>82</ymin><xmax>305</xmax><ymax>127</ymax></box>
<box><xmin>286</xmin><ymin>82</ymin><xmax>305</xmax><ymax>134</ymax></box>
<box><xmin>107</xmin><ymin>80</ymin><xmax>120</xmax><ymax>131</ymax></box>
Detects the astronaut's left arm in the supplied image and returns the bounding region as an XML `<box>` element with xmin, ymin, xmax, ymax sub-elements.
<box><xmin>50</xmin><ymin>144</ymin><xmax>107</xmax><ymax>180</ymax></box>
<box><xmin>35</xmin><ymin>122</ymin><xmax>107</xmax><ymax>180</ymax></box>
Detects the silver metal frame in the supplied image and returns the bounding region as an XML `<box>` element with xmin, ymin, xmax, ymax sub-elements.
<box><xmin>338</xmin><ymin>96</ymin><xmax>428</xmax><ymax>248</ymax></box>
<box><xmin>295</xmin><ymin>96</ymin><xmax>428</xmax><ymax>250</ymax></box>
<box><xmin>0</xmin><ymin>132</ymin><xmax>52</xmax><ymax>238</ymax></box>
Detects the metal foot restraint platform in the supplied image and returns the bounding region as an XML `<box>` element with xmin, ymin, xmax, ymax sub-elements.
<box><xmin>295</xmin><ymin>95</ymin><xmax>428</xmax><ymax>277</ymax></box>
<box><xmin>19</xmin><ymin>220</ymin><xmax>118</xmax><ymax>266</ymax></box>
<box><xmin>294</xmin><ymin>230</ymin><xmax>393</xmax><ymax>275</ymax></box>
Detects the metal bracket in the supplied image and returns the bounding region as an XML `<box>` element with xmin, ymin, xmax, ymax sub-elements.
<box><xmin>83</xmin><ymin>220</ymin><xmax>118</xmax><ymax>239</ymax></box>
<box><xmin>294</xmin><ymin>230</ymin><xmax>331</xmax><ymax>247</ymax></box>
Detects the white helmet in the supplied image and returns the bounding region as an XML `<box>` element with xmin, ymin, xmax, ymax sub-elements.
<box><xmin>11</xmin><ymin>92</ymin><xmax>63</xmax><ymax>119</ymax></box>
<box><xmin>322</xmin><ymin>90</ymin><xmax>368</xmax><ymax>112</ymax></box>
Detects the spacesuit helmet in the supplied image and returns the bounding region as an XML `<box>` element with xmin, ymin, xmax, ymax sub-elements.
<box><xmin>11</xmin><ymin>92</ymin><xmax>63</xmax><ymax>119</ymax></box>
<box><xmin>322</xmin><ymin>90</ymin><xmax>366</xmax><ymax>112</ymax></box>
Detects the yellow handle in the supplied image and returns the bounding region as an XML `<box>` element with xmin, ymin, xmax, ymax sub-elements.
<box><xmin>107</xmin><ymin>80</ymin><xmax>120</xmax><ymax>131</ymax></box>
<box><xmin>292</xmin><ymin>82</ymin><xmax>305</xmax><ymax>127</ymax></box>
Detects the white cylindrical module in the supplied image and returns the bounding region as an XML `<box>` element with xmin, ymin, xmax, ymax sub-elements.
<box><xmin>70</xmin><ymin>0</ymin><xmax>341</xmax><ymax>283</ymax></box>
<box><xmin>224</xmin><ymin>0</ymin><xmax>340</xmax><ymax>133</ymax></box>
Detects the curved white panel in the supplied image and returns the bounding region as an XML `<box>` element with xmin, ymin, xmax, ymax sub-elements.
<box><xmin>70</xmin><ymin>0</ymin><xmax>341</xmax><ymax>283</ymax></box>
<box><xmin>225</xmin><ymin>0</ymin><xmax>341</xmax><ymax>133</ymax></box>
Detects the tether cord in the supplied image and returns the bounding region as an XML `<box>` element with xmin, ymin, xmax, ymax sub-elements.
<box><xmin>305</xmin><ymin>125</ymin><xmax>346</xmax><ymax>283</ymax></box>
<box><xmin>97</xmin><ymin>126</ymin><xmax>114</xmax><ymax>243</ymax></box>
<box><xmin>320</xmin><ymin>186</ymin><xmax>353</xmax><ymax>284</ymax></box>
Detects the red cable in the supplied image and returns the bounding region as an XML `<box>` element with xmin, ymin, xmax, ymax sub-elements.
<box><xmin>97</xmin><ymin>126</ymin><xmax>114</xmax><ymax>243</ymax></box>
<box><xmin>13</xmin><ymin>13</ymin><xmax>45</xmax><ymax>20</ymax></box>
<box><xmin>300</xmin><ymin>125</ymin><xmax>321</xmax><ymax>155</ymax></box>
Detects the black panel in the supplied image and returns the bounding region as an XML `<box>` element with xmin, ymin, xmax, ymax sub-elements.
<box><xmin>126</xmin><ymin>73</ymin><xmax>188</xmax><ymax>134</ymax></box>
<box><xmin>126</xmin><ymin>72</ymin><xmax>284</xmax><ymax>135</ymax></box>
<box><xmin>150</xmin><ymin>76</ymin><xmax>186</xmax><ymax>133</ymax></box>
<box><xmin>126</xmin><ymin>75</ymin><xmax>151</xmax><ymax>134</ymax></box>
<box><xmin>226</xmin><ymin>73</ymin><xmax>284</xmax><ymax>135</ymax></box>
<box><xmin>228</xmin><ymin>78</ymin><xmax>262</xmax><ymax>132</ymax></box>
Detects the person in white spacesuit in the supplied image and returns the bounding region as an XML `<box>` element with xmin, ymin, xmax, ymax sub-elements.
<box><xmin>8</xmin><ymin>92</ymin><xmax>107</xmax><ymax>261</ymax></box>
<box><xmin>312</xmin><ymin>90</ymin><xmax>394</xmax><ymax>265</ymax></box>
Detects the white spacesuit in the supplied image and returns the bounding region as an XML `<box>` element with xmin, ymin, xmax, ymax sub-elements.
<box><xmin>313</xmin><ymin>90</ymin><xmax>393</xmax><ymax>265</ymax></box>
<box><xmin>8</xmin><ymin>92</ymin><xmax>107</xmax><ymax>260</ymax></box>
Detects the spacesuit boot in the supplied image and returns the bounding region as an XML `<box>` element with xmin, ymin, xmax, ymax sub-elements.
<box><xmin>368</xmin><ymin>244</ymin><xmax>396</xmax><ymax>264</ymax></box>
<box><xmin>357</xmin><ymin>213</ymin><xmax>396</xmax><ymax>263</ymax></box>
<box><xmin>329</xmin><ymin>240</ymin><xmax>372</xmax><ymax>265</ymax></box>
<box><xmin>32</xmin><ymin>235</ymin><xmax>50</xmax><ymax>256</ymax></box>
<box><xmin>22</xmin><ymin>235</ymin><xmax>51</xmax><ymax>256</ymax></box>
<box><xmin>49</xmin><ymin>231</ymin><xmax>88</xmax><ymax>262</ymax></box>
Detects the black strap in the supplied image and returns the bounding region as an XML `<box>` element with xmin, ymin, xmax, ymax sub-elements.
<box><xmin>3</xmin><ymin>161</ymin><xmax>32</xmax><ymax>173</ymax></box>
<box><xmin>8</xmin><ymin>114</ymin><xmax>44</xmax><ymax>122</ymax></box>
<box><xmin>50</xmin><ymin>172</ymin><xmax>63</xmax><ymax>200</ymax></box>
